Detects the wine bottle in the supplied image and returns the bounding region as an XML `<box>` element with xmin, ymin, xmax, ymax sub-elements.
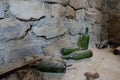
<box><xmin>61</xmin><ymin>49</ymin><xmax>93</xmax><ymax>60</ymax></box>
<box><xmin>61</xmin><ymin>47</ymin><xmax>80</xmax><ymax>55</ymax></box>
<box><xmin>80</xmin><ymin>27</ymin><xmax>90</xmax><ymax>50</ymax></box>
<box><xmin>30</xmin><ymin>60</ymin><xmax>66</xmax><ymax>73</ymax></box>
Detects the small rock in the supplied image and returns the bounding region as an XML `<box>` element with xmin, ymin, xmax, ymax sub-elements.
<box><xmin>84</xmin><ymin>72</ymin><xmax>99</xmax><ymax>80</ymax></box>
<box><xmin>69</xmin><ymin>0</ymin><xmax>87</xmax><ymax>10</ymax></box>
<box><xmin>113</xmin><ymin>47</ymin><xmax>120</xmax><ymax>55</ymax></box>
<box><xmin>9</xmin><ymin>0</ymin><xmax>46</xmax><ymax>20</ymax></box>
<box><xmin>32</xmin><ymin>18</ymin><xmax>67</xmax><ymax>39</ymax></box>
<box><xmin>64</xmin><ymin>6</ymin><xmax>76</xmax><ymax>19</ymax></box>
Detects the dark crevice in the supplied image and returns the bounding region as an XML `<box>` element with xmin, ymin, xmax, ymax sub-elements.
<box><xmin>68</xmin><ymin>3</ymin><xmax>84</xmax><ymax>11</ymax></box>
<box><xmin>16</xmin><ymin>16</ymin><xmax>45</xmax><ymax>22</ymax></box>
<box><xmin>44</xmin><ymin>1</ymin><xmax>68</xmax><ymax>6</ymax></box>
<box><xmin>35</xmin><ymin>32</ymin><xmax>66</xmax><ymax>40</ymax></box>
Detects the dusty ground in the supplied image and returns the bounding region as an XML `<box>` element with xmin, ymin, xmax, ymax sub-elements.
<box><xmin>1</xmin><ymin>48</ymin><xmax>120</xmax><ymax>80</ymax></box>
<box><xmin>43</xmin><ymin>48</ymin><xmax>120</xmax><ymax>80</ymax></box>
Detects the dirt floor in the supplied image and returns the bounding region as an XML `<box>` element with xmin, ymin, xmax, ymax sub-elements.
<box><xmin>1</xmin><ymin>48</ymin><xmax>120</xmax><ymax>80</ymax></box>
<box><xmin>43</xmin><ymin>48</ymin><xmax>120</xmax><ymax>80</ymax></box>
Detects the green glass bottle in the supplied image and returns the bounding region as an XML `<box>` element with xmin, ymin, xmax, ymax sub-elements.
<box><xmin>30</xmin><ymin>60</ymin><xmax>66</xmax><ymax>73</ymax></box>
<box><xmin>61</xmin><ymin>48</ymin><xmax>80</xmax><ymax>55</ymax></box>
<box><xmin>61</xmin><ymin>49</ymin><xmax>93</xmax><ymax>60</ymax></box>
<box><xmin>80</xmin><ymin>27</ymin><xmax>90</xmax><ymax>50</ymax></box>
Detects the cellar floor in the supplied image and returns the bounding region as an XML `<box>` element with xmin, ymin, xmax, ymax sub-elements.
<box><xmin>43</xmin><ymin>48</ymin><xmax>120</xmax><ymax>80</ymax></box>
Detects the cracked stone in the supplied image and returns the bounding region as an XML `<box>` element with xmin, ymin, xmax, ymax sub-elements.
<box><xmin>51</xmin><ymin>4</ymin><xmax>66</xmax><ymax>17</ymax></box>
<box><xmin>9</xmin><ymin>0</ymin><xmax>46</xmax><ymax>20</ymax></box>
<box><xmin>0</xmin><ymin>18</ymin><xmax>30</xmax><ymax>42</ymax></box>
<box><xmin>64</xmin><ymin>6</ymin><xmax>76</xmax><ymax>19</ymax></box>
<box><xmin>32</xmin><ymin>18</ymin><xmax>67</xmax><ymax>39</ymax></box>
<box><xmin>43</xmin><ymin>34</ymin><xmax>74</xmax><ymax>57</ymax></box>
<box><xmin>69</xmin><ymin>0</ymin><xmax>87</xmax><ymax>10</ymax></box>
<box><xmin>44</xmin><ymin>0</ymin><xmax>69</xmax><ymax>6</ymax></box>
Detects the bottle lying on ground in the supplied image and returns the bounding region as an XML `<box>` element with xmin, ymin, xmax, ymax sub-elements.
<box><xmin>61</xmin><ymin>49</ymin><xmax>93</xmax><ymax>60</ymax></box>
<box><xmin>61</xmin><ymin>47</ymin><xmax>80</xmax><ymax>55</ymax></box>
<box><xmin>30</xmin><ymin>60</ymin><xmax>66</xmax><ymax>73</ymax></box>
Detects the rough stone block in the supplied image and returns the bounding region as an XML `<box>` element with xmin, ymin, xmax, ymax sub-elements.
<box><xmin>0</xmin><ymin>18</ymin><xmax>30</xmax><ymax>42</ymax></box>
<box><xmin>51</xmin><ymin>4</ymin><xmax>66</xmax><ymax>17</ymax></box>
<box><xmin>32</xmin><ymin>17</ymin><xmax>67</xmax><ymax>39</ymax></box>
<box><xmin>9</xmin><ymin>0</ymin><xmax>46</xmax><ymax>20</ymax></box>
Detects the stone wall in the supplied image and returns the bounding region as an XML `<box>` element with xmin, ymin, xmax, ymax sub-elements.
<box><xmin>106</xmin><ymin>0</ymin><xmax>120</xmax><ymax>38</ymax></box>
<box><xmin>0</xmin><ymin>0</ymin><xmax>109</xmax><ymax>66</ymax></box>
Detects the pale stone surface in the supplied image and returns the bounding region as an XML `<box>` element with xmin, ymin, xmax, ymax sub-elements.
<box><xmin>44</xmin><ymin>0</ymin><xmax>69</xmax><ymax>5</ymax></box>
<box><xmin>0</xmin><ymin>18</ymin><xmax>30</xmax><ymax>42</ymax></box>
<box><xmin>43</xmin><ymin>34</ymin><xmax>74</xmax><ymax>57</ymax></box>
<box><xmin>64</xmin><ymin>6</ymin><xmax>76</xmax><ymax>19</ymax></box>
<box><xmin>32</xmin><ymin>18</ymin><xmax>67</xmax><ymax>39</ymax></box>
<box><xmin>69</xmin><ymin>0</ymin><xmax>87</xmax><ymax>9</ymax></box>
<box><xmin>69</xmin><ymin>20</ymin><xmax>85</xmax><ymax>35</ymax></box>
<box><xmin>9</xmin><ymin>0</ymin><xmax>46</xmax><ymax>20</ymax></box>
<box><xmin>0</xmin><ymin>4</ymin><xmax>5</xmax><ymax>18</ymax></box>
<box><xmin>76</xmin><ymin>9</ymin><xmax>85</xmax><ymax>20</ymax></box>
<box><xmin>51</xmin><ymin>4</ymin><xmax>66</xmax><ymax>17</ymax></box>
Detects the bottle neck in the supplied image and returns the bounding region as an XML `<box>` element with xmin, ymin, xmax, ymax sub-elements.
<box><xmin>85</xmin><ymin>27</ymin><xmax>89</xmax><ymax>34</ymax></box>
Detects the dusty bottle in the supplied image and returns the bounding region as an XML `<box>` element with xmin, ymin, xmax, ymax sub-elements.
<box><xmin>61</xmin><ymin>49</ymin><xmax>93</xmax><ymax>60</ymax></box>
<box><xmin>61</xmin><ymin>48</ymin><xmax>80</xmax><ymax>55</ymax></box>
<box><xmin>30</xmin><ymin>60</ymin><xmax>66</xmax><ymax>73</ymax></box>
<box><xmin>80</xmin><ymin>27</ymin><xmax>90</xmax><ymax>50</ymax></box>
